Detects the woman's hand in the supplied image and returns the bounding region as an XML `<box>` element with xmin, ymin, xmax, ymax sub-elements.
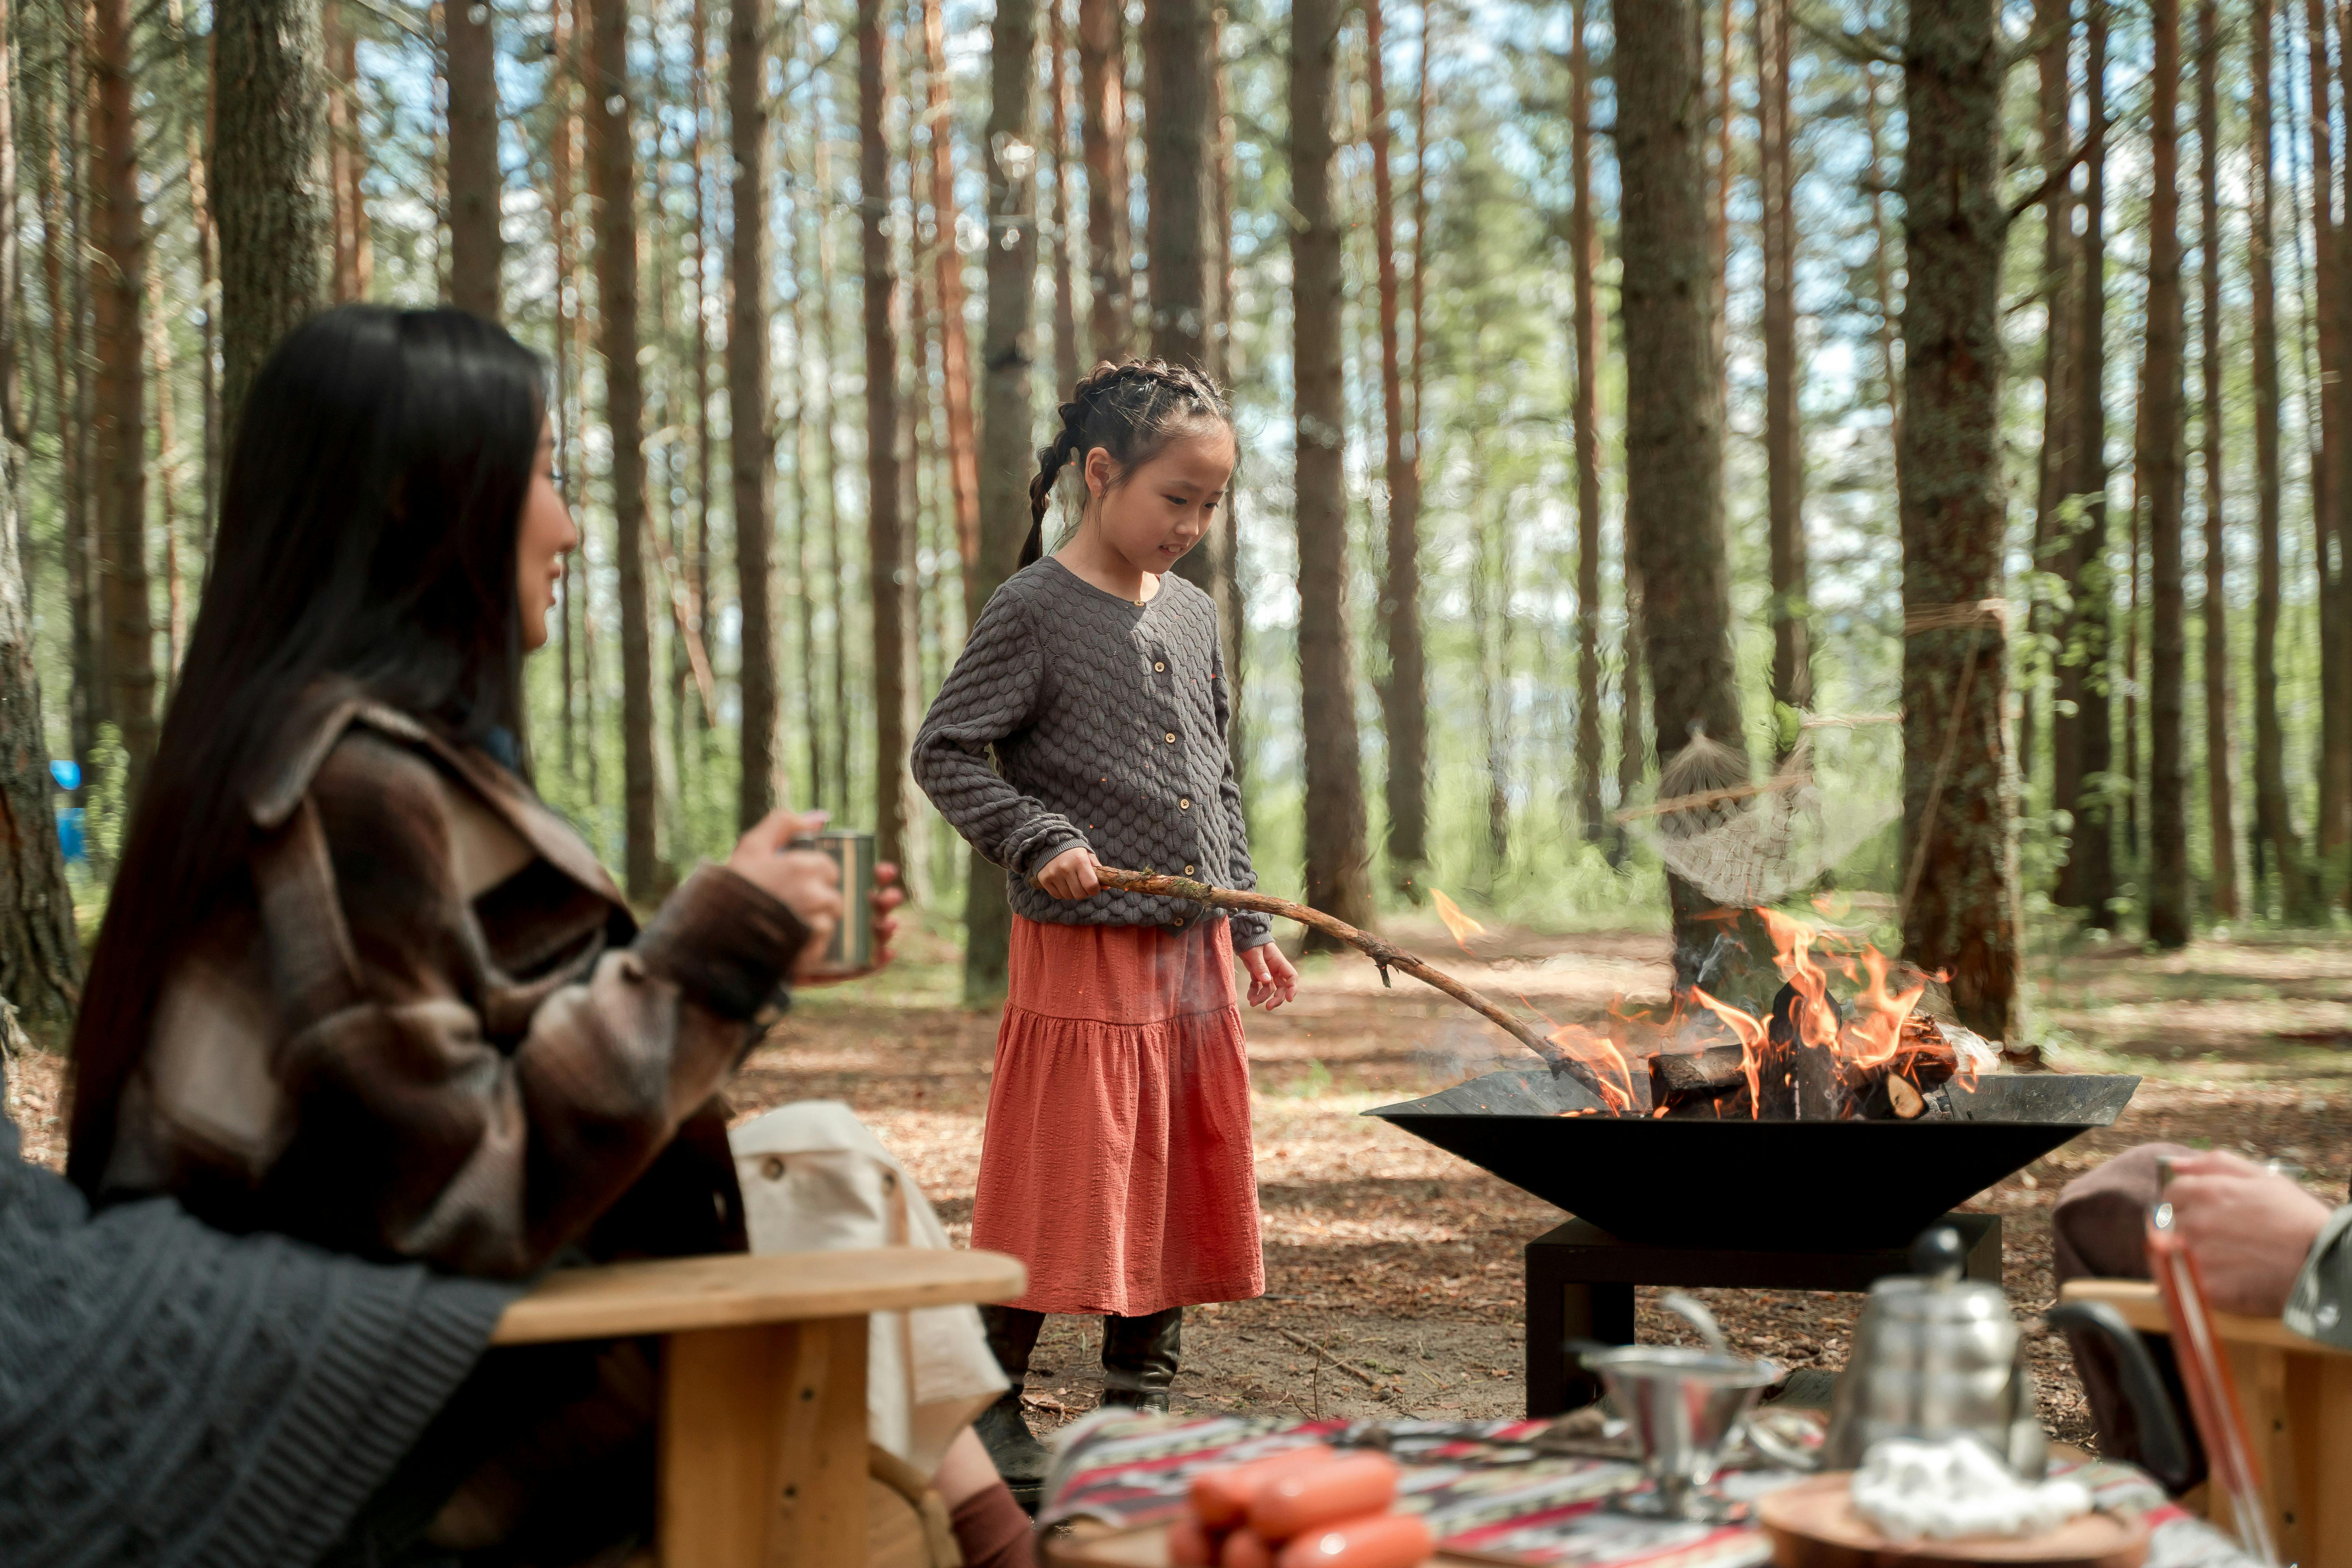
<box><xmin>1240</xmin><ymin>942</ymin><xmax>1298</xmax><ymax>1011</ymax></box>
<box><xmin>795</xmin><ymin>861</ymin><xmax>908</xmax><ymax>987</ymax></box>
<box><xmin>726</xmin><ymin>809</ymin><xmax>844</xmax><ymax>976</ymax></box>
<box><xmin>2167</xmin><ymin>1150</ymin><xmax>2334</xmax><ymax>1318</ymax></box>
<box><xmin>1034</xmin><ymin>844</ymin><xmax>1103</xmax><ymax>900</ymax></box>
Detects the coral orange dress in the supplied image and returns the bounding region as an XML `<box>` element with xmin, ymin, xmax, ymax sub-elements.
<box><xmin>968</xmin><ymin>914</ymin><xmax>1264</xmax><ymax>1317</ymax></box>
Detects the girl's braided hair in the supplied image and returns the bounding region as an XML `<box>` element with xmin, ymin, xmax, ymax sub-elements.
<box><xmin>1021</xmin><ymin>358</ymin><xmax>1235</xmax><ymax>569</ymax></box>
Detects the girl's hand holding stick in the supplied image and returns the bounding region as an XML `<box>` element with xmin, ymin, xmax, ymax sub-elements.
<box><xmin>1032</xmin><ymin>848</ymin><xmax>1299</xmax><ymax>1011</ymax></box>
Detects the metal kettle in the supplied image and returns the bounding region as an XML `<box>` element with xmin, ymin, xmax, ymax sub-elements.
<box><xmin>1825</xmin><ymin>1226</ymin><xmax>2197</xmax><ymax>1487</ymax></box>
<box><xmin>1826</xmin><ymin>1227</ymin><xmax>2050</xmax><ymax>1474</ymax></box>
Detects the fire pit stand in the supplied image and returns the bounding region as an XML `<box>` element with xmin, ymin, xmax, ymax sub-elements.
<box><xmin>1524</xmin><ymin>1212</ymin><xmax>2002</xmax><ymax>1415</ymax></box>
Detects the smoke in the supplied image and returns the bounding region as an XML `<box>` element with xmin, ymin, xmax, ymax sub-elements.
<box><xmin>1411</xmin><ymin>1021</ymin><xmax>1523</xmax><ymax>1087</ymax></box>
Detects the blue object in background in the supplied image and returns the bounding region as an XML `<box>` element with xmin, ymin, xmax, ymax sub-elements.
<box><xmin>55</xmin><ymin>806</ymin><xmax>84</xmax><ymax>866</ymax></box>
<box><xmin>49</xmin><ymin>759</ymin><xmax>78</xmax><ymax>792</ymax></box>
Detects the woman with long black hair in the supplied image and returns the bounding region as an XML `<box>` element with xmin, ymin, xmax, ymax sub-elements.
<box><xmin>61</xmin><ymin>307</ymin><xmax>1034</xmax><ymax>1565</ymax></box>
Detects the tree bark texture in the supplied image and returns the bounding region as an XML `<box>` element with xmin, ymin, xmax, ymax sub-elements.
<box><xmin>2025</xmin><ymin>0</ymin><xmax>2076</xmax><ymax>788</ymax></box>
<box><xmin>588</xmin><ymin>0</ymin><xmax>657</xmax><ymax>898</ymax></box>
<box><xmin>1615</xmin><ymin>0</ymin><xmax>1748</xmax><ymax>981</ymax></box>
<box><xmin>1757</xmin><ymin>0</ymin><xmax>1808</xmax><ymax>737</ymax></box>
<box><xmin>35</xmin><ymin>46</ymin><xmax>94</xmax><ymax>789</ymax></box>
<box><xmin>2142</xmin><ymin>0</ymin><xmax>2191</xmax><ymax>947</ymax></box>
<box><xmin>1143</xmin><ymin>0</ymin><xmax>1235</xmax><ymax>650</ymax></box>
<box><xmin>2055</xmin><ymin>2</ymin><xmax>2116</xmax><ymax>923</ymax></box>
<box><xmin>1077</xmin><ymin>0</ymin><xmax>1131</xmax><ymax>361</ymax></box>
<box><xmin>861</xmin><ymin>0</ymin><xmax>914</xmax><ymax>877</ymax></box>
<box><xmin>2197</xmin><ymin>0</ymin><xmax>2238</xmax><ymax>921</ymax></box>
<box><xmin>446</xmin><ymin>0</ymin><xmax>502</xmax><ymax>318</ymax></box>
<box><xmin>91</xmin><ymin>0</ymin><xmax>154</xmax><ymax>799</ymax></box>
<box><xmin>922</xmin><ymin>0</ymin><xmax>982</xmax><ymax>574</ymax></box>
<box><xmin>1570</xmin><ymin>0</ymin><xmax>1604</xmax><ymax>848</ymax></box>
<box><xmin>1896</xmin><ymin>0</ymin><xmax>2020</xmax><ymax>1041</ymax></box>
<box><xmin>2249</xmin><ymin>0</ymin><xmax>2317</xmax><ymax>916</ymax></box>
<box><xmin>2307</xmin><ymin>0</ymin><xmax>2350</xmax><ymax>875</ymax></box>
<box><xmin>966</xmin><ymin>0</ymin><xmax>1040</xmax><ymax>1000</ymax></box>
<box><xmin>1292</xmin><ymin>0</ymin><xmax>1372</xmax><ymax>937</ymax></box>
<box><xmin>1048</xmin><ymin>0</ymin><xmax>1080</xmax><ymax>391</ymax></box>
<box><xmin>1368</xmin><ymin>0</ymin><xmax>1425</xmax><ymax>889</ymax></box>
<box><xmin>0</xmin><ymin>7</ymin><xmax>80</xmax><ymax>1034</ymax></box>
<box><xmin>324</xmin><ymin>0</ymin><xmax>372</xmax><ymax>302</ymax></box>
<box><xmin>213</xmin><ymin>0</ymin><xmax>330</xmax><ymax>436</ymax></box>
<box><xmin>731</xmin><ymin>0</ymin><xmax>777</xmax><ymax>828</ymax></box>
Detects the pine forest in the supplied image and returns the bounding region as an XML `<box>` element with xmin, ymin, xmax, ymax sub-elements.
<box><xmin>5</xmin><ymin>0</ymin><xmax>2352</xmax><ymax>1042</ymax></box>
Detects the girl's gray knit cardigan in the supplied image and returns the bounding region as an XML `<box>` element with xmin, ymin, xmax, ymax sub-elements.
<box><xmin>0</xmin><ymin>1089</ymin><xmax>514</xmax><ymax>1568</ymax></box>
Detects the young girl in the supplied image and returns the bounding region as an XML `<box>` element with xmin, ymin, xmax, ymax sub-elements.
<box><xmin>914</xmin><ymin>359</ymin><xmax>1299</xmax><ymax>1481</ymax></box>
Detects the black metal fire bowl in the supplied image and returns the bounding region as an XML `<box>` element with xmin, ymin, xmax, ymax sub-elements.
<box><xmin>1364</xmin><ymin>1066</ymin><xmax>2140</xmax><ymax>1251</ymax></box>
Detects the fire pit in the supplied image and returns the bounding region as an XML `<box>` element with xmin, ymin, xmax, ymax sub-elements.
<box><xmin>1364</xmin><ymin>1064</ymin><xmax>2139</xmax><ymax>1251</ymax></box>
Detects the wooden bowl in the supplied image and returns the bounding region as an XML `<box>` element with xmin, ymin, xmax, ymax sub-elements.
<box><xmin>1757</xmin><ymin>1474</ymin><xmax>2149</xmax><ymax>1568</ymax></box>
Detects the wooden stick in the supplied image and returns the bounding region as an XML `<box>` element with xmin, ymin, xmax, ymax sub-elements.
<box><xmin>1277</xmin><ymin>1326</ymin><xmax>1385</xmax><ymax>1390</ymax></box>
<box><xmin>1089</xmin><ymin>866</ymin><xmax>1566</xmax><ymax>1066</ymax></box>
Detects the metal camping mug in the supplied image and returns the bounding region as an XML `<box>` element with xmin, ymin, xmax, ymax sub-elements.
<box><xmin>788</xmin><ymin>829</ymin><xmax>875</xmax><ymax>975</ymax></box>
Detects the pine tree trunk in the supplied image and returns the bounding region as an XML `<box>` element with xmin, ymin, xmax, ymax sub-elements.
<box><xmin>36</xmin><ymin>52</ymin><xmax>94</xmax><ymax>792</ymax></box>
<box><xmin>2197</xmin><ymin>0</ymin><xmax>2238</xmax><ymax>922</ymax></box>
<box><xmin>446</xmin><ymin>0</ymin><xmax>500</xmax><ymax>317</ymax></box>
<box><xmin>2142</xmin><ymin>0</ymin><xmax>2190</xmax><ymax>948</ymax></box>
<box><xmin>0</xmin><ymin>0</ymin><xmax>81</xmax><ymax>1034</ymax></box>
<box><xmin>588</xmin><ymin>0</ymin><xmax>657</xmax><ymax>898</ymax></box>
<box><xmin>787</xmin><ymin>37</ymin><xmax>822</xmax><ymax>811</ymax></box>
<box><xmin>816</xmin><ymin>95</ymin><xmax>850</xmax><ymax>816</ymax></box>
<box><xmin>91</xmin><ymin>0</ymin><xmax>154</xmax><ymax>797</ymax></box>
<box><xmin>860</xmin><ymin>0</ymin><xmax>913</xmax><ymax>877</ymax></box>
<box><xmin>1570</xmin><ymin>0</ymin><xmax>1604</xmax><ymax>850</ymax></box>
<box><xmin>1291</xmin><ymin>0</ymin><xmax>1372</xmax><ymax>938</ymax></box>
<box><xmin>966</xmin><ymin>0</ymin><xmax>1039</xmax><ymax>1000</ymax></box>
<box><xmin>213</xmin><ymin>0</ymin><xmax>330</xmax><ymax>434</ymax></box>
<box><xmin>2308</xmin><ymin>0</ymin><xmax>2350</xmax><ymax>880</ymax></box>
<box><xmin>1757</xmin><ymin>0</ymin><xmax>1807</xmax><ymax>742</ymax></box>
<box><xmin>1077</xmin><ymin>0</ymin><xmax>1130</xmax><ymax>361</ymax></box>
<box><xmin>1143</xmin><ymin>0</ymin><xmax>1216</xmax><ymax>377</ymax></box>
<box><xmin>1616</xmin><ymin>0</ymin><xmax>1747</xmax><ymax>981</ymax></box>
<box><xmin>1614</xmin><ymin>558</ymin><xmax>1646</xmax><ymax>868</ymax></box>
<box><xmin>550</xmin><ymin>0</ymin><xmax>576</xmax><ymax>779</ymax></box>
<box><xmin>1866</xmin><ymin>61</ymin><xmax>1902</xmax><ymax>480</ymax></box>
<box><xmin>1048</xmin><ymin>0</ymin><xmax>1080</xmax><ymax>392</ymax></box>
<box><xmin>2249</xmin><ymin>0</ymin><xmax>2315</xmax><ymax>916</ymax></box>
<box><xmin>921</xmin><ymin>0</ymin><xmax>982</xmax><ymax>573</ymax></box>
<box><xmin>690</xmin><ymin>0</ymin><xmax>715</xmax><ymax>762</ymax></box>
<box><xmin>2025</xmin><ymin>0</ymin><xmax>2076</xmax><ymax>791</ymax></box>
<box><xmin>732</xmin><ymin>0</ymin><xmax>778</xmax><ymax>827</ymax></box>
<box><xmin>325</xmin><ymin>0</ymin><xmax>372</xmax><ymax>302</ymax></box>
<box><xmin>1368</xmin><ymin>0</ymin><xmax>1425</xmax><ymax>889</ymax></box>
<box><xmin>2055</xmin><ymin>2</ymin><xmax>2116</xmax><ymax>923</ymax></box>
<box><xmin>185</xmin><ymin>42</ymin><xmax>221</xmax><ymax>541</ymax></box>
<box><xmin>1897</xmin><ymin>0</ymin><xmax>2020</xmax><ymax>1040</ymax></box>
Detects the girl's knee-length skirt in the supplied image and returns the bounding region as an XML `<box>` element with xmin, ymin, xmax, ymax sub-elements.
<box><xmin>968</xmin><ymin>913</ymin><xmax>1265</xmax><ymax>1317</ymax></box>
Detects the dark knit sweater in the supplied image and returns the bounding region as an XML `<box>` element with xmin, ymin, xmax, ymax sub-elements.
<box><xmin>912</xmin><ymin>559</ymin><xmax>1271</xmax><ymax>948</ymax></box>
<box><xmin>0</xmin><ymin>1096</ymin><xmax>515</xmax><ymax>1568</ymax></box>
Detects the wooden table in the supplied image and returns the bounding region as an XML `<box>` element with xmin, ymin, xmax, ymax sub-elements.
<box><xmin>2060</xmin><ymin>1277</ymin><xmax>2352</xmax><ymax>1568</ymax></box>
<box><xmin>492</xmin><ymin>1246</ymin><xmax>1025</xmax><ymax>1568</ymax></box>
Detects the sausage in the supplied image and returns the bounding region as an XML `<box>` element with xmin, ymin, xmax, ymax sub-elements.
<box><xmin>1220</xmin><ymin>1528</ymin><xmax>1277</xmax><ymax>1568</ymax></box>
<box><xmin>1274</xmin><ymin>1512</ymin><xmax>1435</xmax><ymax>1568</ymax></box>
<box><xmin>1247</xmin><ymin>1454</ymin><xmax>1401</xmax><ymax>1542</ymax></box>
<box><xmin>1190</xmin><ymin>1446</ymin><xmax>1339</xmax><ymax>1531</ymax></box>
<box><xmin>1169</xmin><ymin>1517</ymin><xmax>1217</xmax><ymax>1566</ymax></box>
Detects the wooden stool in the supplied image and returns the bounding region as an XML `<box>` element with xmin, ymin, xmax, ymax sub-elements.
<box><xmin>2060</xmin><ymin>1278</ymin><xmax>2352</xmax><ymax>1568</ymax></box>
<box><xmin>493</xmin><ymin>1246</ymin><xmax>1024</xmax><ymax>1568</ymax></box>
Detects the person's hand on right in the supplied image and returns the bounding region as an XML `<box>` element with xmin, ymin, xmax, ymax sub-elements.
<box><xmin>727</xmin><ymin>809</ymin><xmax>844</xmax><ymax>976</ymax></box>
<box><xmin>1034</xmin><ymin>844</ymin><xmax>1103</xmax><ymax>900</ymax></box>
<box><xmin>2167</xmin><ymin>1150</ymin><xmax>2334</xmax><ymax>1318</ymax></box>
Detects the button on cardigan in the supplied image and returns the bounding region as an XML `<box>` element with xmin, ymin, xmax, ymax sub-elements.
<box><xmin>913</xmin><ymin>558</ymin><xmax>1271</xmax><ymax>949</ymax></box>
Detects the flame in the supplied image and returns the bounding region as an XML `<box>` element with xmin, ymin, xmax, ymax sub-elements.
<box><xmin>1429</xmin><ymin>888</ymin><xmax>1486</xmax><ymax>953</ymax></box>
<box><xmin>1548</xmin><ymin>1022</ymin><xmax>1636</xmax><ymax>1114</ymax></box>
<box><xmin>1688</xmin><ymin>986</ymin><xmax>1768</xmax><ymax>1113</ymax></box>
<box><xmin>1758</xmin><ymin>907</ymin><xmax>1839</xmax><ymax>1049</ymax></box>
<box><xmin>1840</xmin><ymin>946</ymin><xmax>1927</xmax><ymax>1068</ymax></box>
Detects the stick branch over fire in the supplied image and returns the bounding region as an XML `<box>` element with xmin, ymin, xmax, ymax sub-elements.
<box><xmin>1089</xmin><ymin>866</ymin><xmax>1567</xmax><ymax>1068</ymax></box>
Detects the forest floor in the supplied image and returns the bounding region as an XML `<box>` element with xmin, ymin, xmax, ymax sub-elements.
<box><xmin>8</xmin><ymin>910</ymin><xmax>2350</xmax><ymax>1453</ymax></box>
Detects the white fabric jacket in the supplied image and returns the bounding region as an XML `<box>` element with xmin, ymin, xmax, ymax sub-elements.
<box><xmin>730</xmin><ymin>1102</ymin><xmax>1009</xmax><ymax>1475</ymax></box>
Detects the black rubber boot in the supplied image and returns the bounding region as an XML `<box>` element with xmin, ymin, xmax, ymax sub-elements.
<box><xmin>976</xmin><ymin>1306</ymin><xmax>1052</xmax><ymax>1497</ymax></box>
<box><xmin>1100</xmin><ymin>1307</ymin><xmax>1182</xmax><ymax>1412</ymax></box>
